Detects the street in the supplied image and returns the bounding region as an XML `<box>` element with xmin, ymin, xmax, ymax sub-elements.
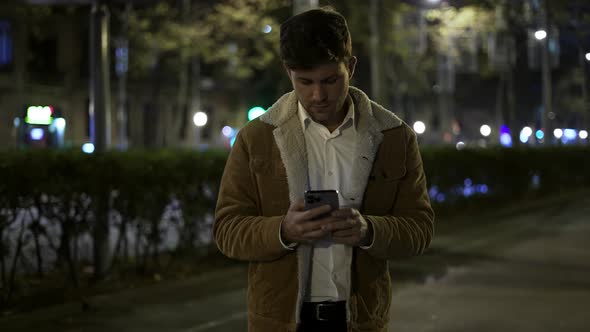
<box><xmin>2</xmin><ymin>193</ymin><xmax>589</xmax><ymax>331</ymax></box>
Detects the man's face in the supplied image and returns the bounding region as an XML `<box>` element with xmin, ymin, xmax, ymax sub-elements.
<box><xmin>286</xmin><ymin>58</ymin><xmax>357</xmax><ymax>129</ymax></box>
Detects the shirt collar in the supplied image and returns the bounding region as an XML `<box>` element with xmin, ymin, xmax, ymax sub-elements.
<box><xmin>298</xmin><ymin>95</ymin><xmax>356</xmax><ymax>132</ymax></box>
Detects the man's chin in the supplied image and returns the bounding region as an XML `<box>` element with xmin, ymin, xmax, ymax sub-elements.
<box><xmin>309</xmin><ymin>113</ymin><xmax>330</xmax><ymax>123</ymax></box>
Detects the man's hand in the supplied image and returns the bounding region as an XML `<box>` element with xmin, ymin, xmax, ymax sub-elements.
<box><xmin>281</xmin><ymin>199</ymin><xmax>340</xmax><ymax>245</ymax></box>
<box><xmin>324</xmin><ymin>208</ymin><xmax>373</xmax><ymax>247</ymax></box>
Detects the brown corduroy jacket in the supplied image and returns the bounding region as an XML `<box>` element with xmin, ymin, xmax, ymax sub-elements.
<box><xmin>214</xmin><ymin>87</ymin><xmax>434</xmax><ymax>332</ymax></box>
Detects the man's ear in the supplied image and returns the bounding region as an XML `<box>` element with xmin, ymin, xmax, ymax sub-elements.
<box><xmin>347</xmin><ymin>56</ymin><xmax>357</xmax><ymax>80</ymax></box>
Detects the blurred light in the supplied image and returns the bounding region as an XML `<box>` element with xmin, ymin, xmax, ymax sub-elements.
<box><xmin>427</xmin><ymin>0</ymin><xmax>441</xmax><ymax>3</ymax></box>
<box><xmin>193</xmin><ymin>112</ymin><xmax>208</xmax><ymax>127</ymax></box>
<box><xmin>452</xmin><ymin>121</ymin><xmax>461</xmax><ymax>135</ymax></box>
<box><xmin>248</xmin><ymin>106</ymin><xmax>267</xmax><ymax>121</ymax></box>
<box><xmin>428</xmin><ymin>186</ymin><xmax>439</xmax><ymax>198</ymax></box>
<box><xmin>82</xmin><ymin>143</ymin><xmax>95</xmax><ymax>154</ymax></box>
<box><xmin>456</xmin><ymin>141</ymin><xmax>466</xmax><ymax>150</ymax></box>
<box><xmin>262</xmin><ymin>25</ymin><xmax>272</xmax><ymax>34</ymax></box>
<box><xmin>563</xmin><ymin>129</ymin><xmax>577</xmax><ymax>140</ymax></box>
<box><xmin>230</xmin><ymin>136</ymin><xmax>237</xmax><ymax>147</ymax></box>
<box><xmin>535</xmin><ymin>129</ymin><xmax>544</xmax><ymax>140</ymax></box>
<box><xmin>478</xmin><ymin>184</ymin><xmax>489</xmax><ymax>194</ymax></box>
<box><xmin>222</xmin><ymin>126</ymin><xmax>235</xmax><ymax>138</ymax></box>
<box><xmin>500</xmin><ymin>125</ymin><xmax>510</xmax><ymax>136</ymax></box>
<box><xmin>553</xmin><ymin>128</ymin><xmax>563</xmax><ymax>139</ymax></box>
<box><xmin>548</xmin><ymin>112</ymin><xmax>556</xmax><ymax>120</ymax></box>
<box><xmin>435</xmin><ymin>193</ymin><xmax>446</xmax><ymax>203</ymax></box>
<box><xmin>520</xmin><ymin>126</ymin><xmax>533</xmax><ymax>143</ymax></box>
<box><xmin>25</xmin><ymin>105</ymin><xmax>54</xmax><ymax>125</ymax></box>
<box><xmin>464</xmin><ymin>178</ymin><xmax>472</xmax><ymax>187</ymax></box>
<box><xmin>522</xmin><ymin>126</ymin><xmax>533</xmax><ymax>137</ymax></box>
<box><xmin>53</xmin><ymin>117</ymin><xmax>66</xmax><ymax>131</ymax></box>
<box><xmin>480</xmin><ymin>124</ymin><xmax>491</xmax><ymax>137</ymax></box>
<box><xmin>580</xmin><ymin>130</ymin><xmax>588</xmax><ymax>139</ymax></box>
<box><xmin>531</xmin><ymin>174</ymin><xmax>541</xmax><ymax>189</ymax></box>
<box><xmin>30</xmin><ymin>128</ymin><xmax>44</xmax><ymax>140</ymax></box>
<box><xmin>463</xmin><ymin>187</ymin><xmax>474</xmax><ymax>197</ymax></box>
<box><xmin>534</xmin><ymin>30</ymin><xmax>547</xmax><ymax>40</ymax></box>
<box><xmin>14</xmin><ymin>117</ymin><xmax>20</xmax><ymax>127</ymax></box>
<box><xmin>227</xmin><ymin>43</ymin><xmax>238</xmax><ymax>54</ymax></box>
<box><xmin>413</xmin><ymin>121</ymin><xmax>426</xmax><ymax>134</ymax></box>
<box><xmin>500</xmin><ymin>133</ymin><xmax>512</xmax><ymax>147</ymax></box>
<box><xmin>586</xmin><ymin>53</ymin><xmax>590</xmax><ymax>61</ymax></box>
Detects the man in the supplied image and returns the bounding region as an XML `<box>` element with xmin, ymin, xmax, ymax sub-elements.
<box><xmin>214</xmin><ymin>7</ymin><xmax>434</xmax><ymax>332</ymax></box>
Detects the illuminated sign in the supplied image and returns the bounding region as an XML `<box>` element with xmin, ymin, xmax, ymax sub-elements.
<box><xmin>25</xmin><ymin>106</ymin><xmax>54</xmax><ymax>125</ymax></box>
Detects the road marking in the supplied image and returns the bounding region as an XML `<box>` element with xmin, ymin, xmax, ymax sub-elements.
<box><xmin>179</xmin><ymin>311</ymin><xmax>247</xmax><ymax>332</ymax></box>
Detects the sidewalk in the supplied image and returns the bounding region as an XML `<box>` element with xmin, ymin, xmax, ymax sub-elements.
<box><xmin>388</xmin><ymin>194</ymin><xmax>590</xmax><ymax>331</ymax></box>
<box><xmin>2</xmin><ymin>192</ymin><xmax>588</xmax><ymax>331</ymax></box>
<box><xmin>0</xmin><ymin>266</ymin><xmax>249</xmax><ymax>332</ymax></box>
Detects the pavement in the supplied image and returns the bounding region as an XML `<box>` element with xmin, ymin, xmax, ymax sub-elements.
<box><xmin>1</xmin><ymin>193</ymin><xmax>589</xmax><ymax>331</ymax></box>
<box><xmin>388</xmin><ymin>194</ymin><xmax>590</xmax><ymax>331</ymax></box>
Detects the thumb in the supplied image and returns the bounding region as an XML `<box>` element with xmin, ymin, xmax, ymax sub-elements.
<box><xmin>289</xmin><ymin>198</ymin><xmax>305</xmax><ymax>211</ymax></box>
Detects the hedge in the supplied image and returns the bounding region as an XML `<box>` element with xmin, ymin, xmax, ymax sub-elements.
<box><xmin>0</xmin><ymin>146</ymin><xmax>589</xmax><ymax>307</ymax></box>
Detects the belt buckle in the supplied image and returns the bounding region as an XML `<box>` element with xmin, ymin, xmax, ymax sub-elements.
<box><xmin>315</xmin><ymin>303</ymin><xmax>330</xmax><ymax>322</ymax></box>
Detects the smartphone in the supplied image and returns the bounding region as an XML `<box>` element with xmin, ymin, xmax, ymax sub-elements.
<box><xmin>304</xmin><ymin>190</ymin><xmax>339</xmax><ymax>220</ymax></box>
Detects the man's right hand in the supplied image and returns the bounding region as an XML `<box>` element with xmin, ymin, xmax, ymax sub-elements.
<box><xmin>281</xmin><ymin>199</ymin><xmax>339</xmax><ymax>245</ymax></box>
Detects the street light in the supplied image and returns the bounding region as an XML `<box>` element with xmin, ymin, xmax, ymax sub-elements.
<box><xmin>580</xmin><ymin>130</ymin><xmax>588</xmax><ymax>140</ymax></box>
<box><xmin>193</xmin><ymin>111</ymin><xmax>208</xmax><ymax>127</ymax></box>
<box><xmin>553</xmin><ymin>128</ymin><xmax>563</xmax><ymax>139</ymax></box>
<box><xmin>534</xmin><ymin>30</ymin><xmax>547</xmax><ymax>41</ymax></box>
<box><xmin>586</xmin><ymin>53</ymin><xmax>590</xmax><ymax>62</ymax></box>
<box><xmin>480</xmin><ymin>124</ymin><xmax>491</xmax><ymax>137</ymax></box>
<box><xmin>413</xmin><ymin>121</ymin><xmax>426</xmax><ymax>135</ymax></box>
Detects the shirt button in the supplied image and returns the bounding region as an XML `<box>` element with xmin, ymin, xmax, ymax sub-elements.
<box><xmin>328</xmin><ymin>171</ymin><xmax>333</xmax><ymax>176</ymax></box>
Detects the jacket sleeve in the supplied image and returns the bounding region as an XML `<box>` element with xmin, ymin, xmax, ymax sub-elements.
<box><xmin>213</xmin><ymin>129</ymin><xmax>291</xmax><ymax>262</ymax></box>
<box><xmin>363</xmin><ymin>128</ymin><xmax>435</xmax><ymax>260</ymax></box>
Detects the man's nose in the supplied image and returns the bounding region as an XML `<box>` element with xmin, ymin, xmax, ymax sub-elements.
<box><xmin>311</xmin><ymin>84</ymin><xmax>327</xmax><ymax>102</ymax></box>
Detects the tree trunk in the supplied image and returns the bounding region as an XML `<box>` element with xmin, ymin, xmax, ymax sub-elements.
<box><xmin>144</xmin><ymin>57</ymin><xmax>162</xmax><ymax>148</ymax></box>
<box><xmin>92</xmin><ymin>193</ymin><xmax>109</xmax><ymax>282</ymax></box>
<box><xmin>0</xmin><ymin>225</ymin><xmax>6</xmax><ymax>290</ymax></box>
<box><xmin>507</xmin><ymin>68</ymin><xmax>518</xmax><ymax>146</ymax></box>
<box><xmin>32</xmin><ymin>223</ymin><xmax>44</xmax><ymax>278</ymax></box>
<box><xmin>369</xmin><ymin>0</ymin><xmax>384</xmax><ymax>104</ymax></box>
<box><xmin>495</xmin><ymin>73</ymin><xmax>505</xmax><ymax>143</ymax></box>
<box><xmin>169</xmin><ymin>60</ymin><xmax>189</xmax><ymax>147</ymax></box>
<box><xmin>7</xmin><ymin>217</ymin><xmax>26</xmax><ymax>301</ymax></box>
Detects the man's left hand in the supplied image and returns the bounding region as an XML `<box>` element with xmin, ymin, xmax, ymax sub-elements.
<box><xmin>323</xmin><ymin>208</ymin><xmax>373</xmax><ymax>247</ymax></box>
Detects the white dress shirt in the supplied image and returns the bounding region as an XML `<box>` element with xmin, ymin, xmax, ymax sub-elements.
<box><xmin>298</xmin><ymin>96</ymin><xmax>360</xmax><ymax>302</ymax></box>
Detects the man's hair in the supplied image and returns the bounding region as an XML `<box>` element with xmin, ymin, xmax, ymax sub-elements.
<box><xmin>280</xmin><ymin>7</ymin><xmax>352</xmax><ymax>70</ymax></box>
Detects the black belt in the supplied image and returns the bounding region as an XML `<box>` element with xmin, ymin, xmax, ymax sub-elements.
<box><xmin>300</xmin><ymin>301</ymin><xmax>346</xmax><ymax>323</ymax></box>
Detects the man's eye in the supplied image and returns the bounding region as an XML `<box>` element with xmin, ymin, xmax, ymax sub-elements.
<box><xmin>325</xmin><ymin>78</ymin><xmax>338</xmax><ymax>84</ymax></box>
<box><xmin>300</xmin><ymin>81</ymin><xmax>312</xmax><ymax>85</ymax></box>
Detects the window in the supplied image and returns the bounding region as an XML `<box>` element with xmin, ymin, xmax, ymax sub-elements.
<box><xmin>0</xmin><ymin>20</ymin><xmax>13</xmax><ymax>69</ymax></box>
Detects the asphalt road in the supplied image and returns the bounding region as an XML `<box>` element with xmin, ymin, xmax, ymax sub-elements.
<box><xmin>2</xmin><ymin>194</ymin><xmax>589</xmax><ymax>331</ymax></box>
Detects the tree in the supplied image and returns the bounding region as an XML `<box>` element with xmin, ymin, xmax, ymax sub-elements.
<box><xmin>124</xmin><ymin>0</ymin><xmax>288</xmax><ymax>147</ymax></box>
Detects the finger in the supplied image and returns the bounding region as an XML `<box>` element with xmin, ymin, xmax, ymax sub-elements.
<box><xmin>322</xmin><ymin>218</ymin><xmax>357</xmax><ymax>232</ymax></box>
<box><xmin>331</xmin><ymin>208</ymin><xmax>355</xmax><ymax>218</ymax></box>
<box><xmin>298</xmin><ymin>217</ymin><xmax>340</xmax><ymax>233</ymax></box>
<box><xmin>303</xmin><ymin>204</ymin><xmax>333</xmax><ymax>220</ymax></box>
<box><xmin>289</xmin><ymin>199</ymin><xmax>305</xmax><ymax>211</ymax></box>
<box><xmin>300</xmin><ymin>228</ymin><xmax>331</xmax><ymax>241</ymax></box>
